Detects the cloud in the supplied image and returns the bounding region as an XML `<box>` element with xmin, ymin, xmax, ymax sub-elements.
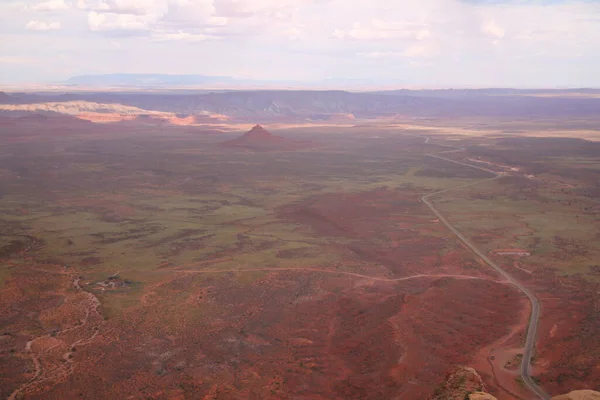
<box><xmin>79</xmin><ymin>0</ymin><xmax>229</xmax><ymax>38</ymax></box>
<box><xmin>77</xmin><ymin>0</ymin><xmax>169</xmax><ymax>16</ymax></box>
<box><xmin>209</xmin><ymin>16</ymin><xmax>228</xmax><ymax>26</ymax></box>
<box><xmin>360</xmin><ymin>51</ymin><xmax>402</xmax><ymax>58</ymax></box>
<box><xmin>31</xmin><ymin>0</ymin><xmax>69</xmax><ymax>11</ymax></box>
<box><xmin>152</xmin><ymin>30</ymin><xmax>213</xmax><ymax>42</ymax></box>
<box><xmin>0</xmin><ymin>56</ymin><xmax>33</xmax><ymax>64</ymax></box>
<box><xmin>26</xmin><ymin>20</ymin><xmax>62</xmax><ymax>30</ymax></box>
<box><xmin>159</xmin><ymin>0</ymin><xmax>220</xmax><ymax>27</ymax></box>
<box><xmin>333</xmin><ymin>24</ymin><xmax>389</xmax><ymax>40</ymax></box>
<box><xmin>333</xmin><ymin>19</ymin><xmax>430</xmax><ymax>41</ymax></box>
<box><xmin>155</xmin><ymin>0</ymin><xmax>314</xmax><ymax>40</ymax></box>
<box><xmin>481</xmin><ymin>19</ymin><xmax>505</xmax><ymax>39</ymax></box>
<box><xmin>88</xmin><ymin>11</ymin><xmax>152</xmax><ymax>31</ymax></box>
<box><xmin>416</xmin><ymin>29</ymin><xmax>431</xmax><ymax>40</ymax></box>
<box><xmin>73</xmin><ymin>0</ymin><xmax>308</xmax><ymax>40</ymax></box>
<box><xmin>284</xmin><ymin>26</ymin><xmax>302</xmax><ymax>40</ymax></box>
<box><xmin>403</xmin><ymin>44</ymin><xmax>433</xmax><ymax>57</ymax></box>
<box><xmin>98</xmin><ymin>0</ymin><xmax>165</xmax><ymax>15</ymax></box>
<box><xmin>4</xmin><ymin>0</ymin><xmax>600</xmax><ymax>86</ymax></box>
<box><xmin>360</xmin><ymin>44</ymin><xmax>433</xmax><ymax>58</ymax></box>
<box><xmin>214</xmin><ymin>0</ymin><xmax>300</xmax><ymax>19</ymax></box>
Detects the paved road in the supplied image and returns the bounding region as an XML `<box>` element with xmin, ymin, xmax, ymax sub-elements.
<box><xmin>419</xmin><ymin>147</ymin><xmax>551</xmax><ymax>400</ymax></box>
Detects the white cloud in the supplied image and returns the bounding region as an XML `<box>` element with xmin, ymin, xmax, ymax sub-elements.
<box><xmin>333</xmin><ymin>23</ymin><xmax>389</xmax><ymax>40</ymax></box>
<box><xmin>152</xmin><ymin>30</ymin><xmax>213</xmax><ymax>42</ymax></box>
<box><xmin>26</xmin><ymin>20</ymin><xmax>62</xmax><ymax>30</ymax></box>
<box><xmin>482</xmin><ymin>19</ymin><xmax>505</xmax><ymax>39</ymax></box>
<box><xmin>403</xmin><ymin>44</ymin><xmax>432</xmax><ymax>58</ymax></box>
<box><xmin>333</xmin><ymin>19</ymin><xmax>429</xmax><ymax>41</ymax></box>
<box><xmin>209</xmin><ymin>16</ymin><xmax>228</xmax><ymax>26</ymax></box>
<box><xmin>360</xmin><ymin>51</ymin><xmax>402</xmax><ymax>58</ymax></box>
<box><xmin>160</xmin><ymin>0</ymin><xmax>219</xmax><ymax>26</ymax></box>
<box><xmin>76</xmin><ymin>0</ymin><xmax>307</xmax><ymax>39</ymax></box>
<box><xmin>156</xmin><ymin>0</ymin><xmax>313</xmax><ymax>39</ymax></box>
<box><xmin>214</xmin><ymin>0</ymin><xmax>300</xmax><ymax>19</ymax></box>
<box><xmin>87</xmin><ymin>11</ymin><xmax>152</xmax><ymax>31</ymax></box>
<box><xmin>416</xmin><ymin>29</ymin><xmax>430</xmax><ymax>41</ymax></box>
<box><xmin>477</xmin><ymin>2</ymin><xmax>600</xmax><ymax>58</ymax></box>
<box><xmin>31</xmin><ymin>0</ymin><xmax>69</xmax><ymax>11</ymax></box>
<box><xmin>99</xmin><ymin>0</ymin><xmax>164</xmax><ymax>15</ymax></box>
<box><xmin>4</xmin><ymin>0</ymin><xmax>600</xmax><ymax>86</ymax></box>
<box><xmin>0</xmin><ymin>56</ymin><xmax>33</xmax><ymax>64</ymax></box>
<box><xmin>77</xmin><ymin>0</ymin><xmax>169</xmax><ymax>15</ymax></box>
<box><xmin>333</xmin><ymin>19</ymin><xmax>426</xmax><ymax>40</ymax></box>
<box><xmin>284</xmin><ymin>26</ymin><xmax>302</xmax><ymax>40</ymax></box>
<box><xmin>360</xmin><ymin>44</ymin><xmax>433</xmax><ymax>59</ymax></box>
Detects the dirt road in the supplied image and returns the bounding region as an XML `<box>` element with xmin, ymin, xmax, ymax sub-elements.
<box><xmin>175</xmin><ymin>267</ymin><xmax>508</xmax><ymax>284</ymax></box>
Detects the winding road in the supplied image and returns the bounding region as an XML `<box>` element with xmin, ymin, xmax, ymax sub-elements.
<box><xmin>419</xmin><ymin>139</ymin><xmax>550</xmax><ymax>399</ymax></box>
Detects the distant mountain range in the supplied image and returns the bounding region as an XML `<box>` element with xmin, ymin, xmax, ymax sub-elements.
<box><xmin>63</xmin><ymin>74</ymin><xmax>408</xmax><ymax>89</ymax></box>
<box><xmin>2</xmin><ymin>88</ymin><xmax>600</xmax><ymax>121</ymax></box>
<box><xmin>62</xmin><ymin>75</ymin><xmax>600</xmax><ymax>95</ymax></box>
<box><xmin>371</xmin><ymin>88</ymin><xmax>600</xmax><ymax>99</ymax></box>
<box><xmin>65</xmin><ymin>74</ymin><xmax>241</xmax><ymax>87</ymax></box>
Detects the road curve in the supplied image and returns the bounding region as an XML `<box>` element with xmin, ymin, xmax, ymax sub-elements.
<box><xmin>419</xmin><ymin>146</ymin><xmax>550</xmax><ymax>400</ymax></box>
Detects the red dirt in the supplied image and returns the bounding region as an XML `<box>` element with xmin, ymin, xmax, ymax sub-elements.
<box><xmin>279</xmin><ymin>187</ymin><xmax>497</xmax><ymax>279</ymax></box>
<box><xmin>492</xmin><ymin>249</ymin><xmax>531</xmax><ymax>255</ymax></box>
<box><xmin>531</xmin><ymin>274</ymin><xmax>600</xmax><ymax>394</ymax></box>
<box><xmin>1</xmin><ymin>267</ymin><xmax>524</xmax><ymax>400</ymax></box>
<box><xmin>0</xmin><ymin>187</ymin><xmax>529</xmax><ymax>399</ymax></box>
<box><xmin>471</xmin><ymin>298</ymin><xmax>533</xmax><ymax>400</ymax></box>
<box><xmin>0</xmin><ymin>264</ymin><xmax>104</xmax><ymax>400</ymax></box>
<box><xmin>2</xmin><ymin>112</ymin><xmax>598</xmax><ymax>398</ymax></box>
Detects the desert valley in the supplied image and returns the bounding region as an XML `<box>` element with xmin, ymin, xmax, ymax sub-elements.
<box><xmin>0</xmin><ymin>87</ymin><xmax>599</xmax><ymax>400</ymax></box>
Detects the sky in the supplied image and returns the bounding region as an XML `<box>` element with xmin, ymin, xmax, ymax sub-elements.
<box><xmin>0</xmin><ymin>0</ymin><xmax>599</xmax><ymax>87</ymax></box>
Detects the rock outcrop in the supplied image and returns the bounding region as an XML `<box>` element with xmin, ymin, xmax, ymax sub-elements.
<box><xmin>552</xmin><ymin>391</ymin><xmax>600</xmax><ymax>400</ymax></box>
<box><xmin>235</xmin><ymin>124</ymin><xmax>280</xmax><ymax>141</ymax></box>
<box><xmin>467</xmin><ymin>393</ymin><xmax>498</xmax><ymax>400</ymax></box>
<box><xmin>431</xmin><ymin>366</ymin><xmax>495</xmax><ymax>400</ymax></box>
<box><xmin>432</xmin><ymin>366</ymin><xmax>600</xmax><ymax>400</ymax></box>
<box><xmin>222</xmin><ymin>124</ymin><xmax>308</xmax><ymax>150</ymax></box>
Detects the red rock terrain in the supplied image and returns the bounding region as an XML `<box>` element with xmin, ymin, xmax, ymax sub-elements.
<box><xmin>431</xmin><ymin>366</ymin><xmax>600</xmax><ymax>400</ymax></box>
<box><xmin>530</xmin><ymin>274</ymin><xmax>600</xmax><ymax>395</ymax></box>
<box><xmin>0</xmin><ymin>188</ymin><xmax>531</xmax><ymax>399</ymax></box>
<box><xmin>1</xmin><ymin>265</ymin><xmax>525</xmax><ymax>400</ymax></box>
<box><xmin>2</xmin><ymin>117</ymin><xmax>598</xmax><ymax>398</ymax></box>
<box><xmin>430</xmin><ymin>366</ymin><xmax>493</xmax><ymax>400</ymax></box>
